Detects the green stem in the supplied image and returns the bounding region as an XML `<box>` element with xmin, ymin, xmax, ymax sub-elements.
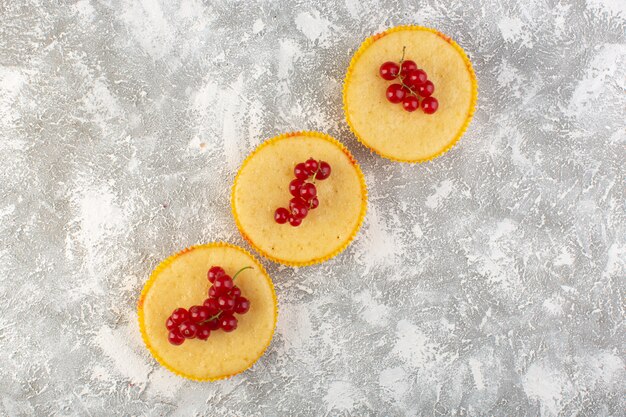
<box><xmin>398</xmin><ymin>46</ymin><xmax>414</xmax><ymax>85</ymax></box>
<box><xmin>232</xmin><ymin>266</ymin><xmax>252</xmax><ymax>281</ymax></box>
<box><xmin>206</xmin><ymin>312</ymin><xmax>222</xmax><ymax>322</ymax></box>
<box><xmin>308</xmin><ymin>158</ymin><xmax>323</xmax><ymax>209</ymax></box>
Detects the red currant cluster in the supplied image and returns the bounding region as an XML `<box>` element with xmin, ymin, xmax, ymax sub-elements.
<box><xmin>379</xmin><ymin>48</ymin><xmax>438</xmax><ymax>114</ymax></box>
<box><xmin>274</xmin><ymin>158</ymin><xmax>331</xmax><ymax>227</ymax></box>
<box><xmin>165</xmin><ymin>266</ymin><xmax>251</xmax><ymax>345</ymax></box>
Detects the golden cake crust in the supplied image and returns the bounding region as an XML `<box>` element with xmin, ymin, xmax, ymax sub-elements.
<box><xmin>343</xmin><ymin>25</ymin><xmax>478</xmax><ymax>163</ymax></box>
<box><xmin>138</xmin><ymin>243</ymin><xmax>278</xmax><ymax>381</ymax></box>
<box><xmin>231</xmin><ymin>132</ymin><xmax>367</xmax><ymax>266</ymax></box>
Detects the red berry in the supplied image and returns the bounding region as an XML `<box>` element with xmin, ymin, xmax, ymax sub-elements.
<box><xmin>206</xmin><ymin>318</ymin><xmax>220</xmax><ymax>330</ymax></box>
<box><xmin>168</xmin><ymin>329</ymin><xmax>185</xmax><ymax>345</ymax></box>
<box><xmin>288</xmin><ymin>216</ymin><xmax>302</xmax><ymax>227</ymax></box>
<box><xmin>422</xmin><ymin>97</ymin><xmax>439</xmax><ymax>114</ymax></box>
<box><xmin>315</xmin><ymin>161</ymin><xmax>331</xmax><ymax>180</ymax></box>
<box><xmin>220</xmin><ymin>314</ymin><xmax>238</xmax><ymax>332</ymax></box>
<box><xmin>170</xmin><ymin>308</ymin><xmax>189</xmax><ymax>325</ymax></box>
<box><xmin>294</xmin><ymin>163</ymin><xmax>308</xmax><ymax>180</ymax></box>
<box><xmin>401</xmin><ymin>60</ymin><xmax>418</xmax><ymax>74</ymax></box>
<box><xmin>309</xmin><ymin>197</ymin><xmax>319</xmax><ymax>209</ymax></box>
<box><xmin>304</xmin><ymin>158</ymin><xmax>319</xmax><ymax>174</ymax></box>
<box><xmin>289</xmin><ymin>197</ymin><xmax>305</xmax><ymax>211</ymax></box>
<box><xmin>189</xmin><ymin>305</ymin><xmax>209</xmax><ymax>323</ymax></box>
<box><xmin>203</xmin><ymin>297</ymin><xmax>220</xmax><ymax>315</ymax></box>
<box><xmin>299</xmin><ymin>183</ymin><xmax>317</xmax><ymax>201</ymax></box>
<box><xmin>196</xmin><ymin>325</ymin><xmax>211</xmax><ymax>340</ymax></box>
<box><xmin>274</xmin><ymin>207</ymin><xmax>289</xmax><ymax>224</ymax></box>
<box><xmin>217</xmin><ymin>295</ymin><xmax>236</xmax><ymax>312</ymax></box>
<box><xmin>380</xmin><ymin>61</ymin><xmax>400</xmax><ymax>80</ymax></box>
<box><xmin>290</xmin><ymin>199</ymin><xmax>308</xmax><ymax>219</ymax></box>
<box><xmin>166</xmin><ymin>317</ymin><xmax>177</xmax><ymax>331</ymax></box>
<box><xmin>207</xmin><ymin>266</ymin><xmax>225</xmax><ymax>283</ymax></box>
<box><xmin>402</xmin><ymin>95</ymin><xmax>420</xmax><ymax>112</ymax></box>
<box><xmin>208</xmin><ymin>285</ymin><xmax>218</xmax><ymax>298</ymax></box>
<box><xmin>404</xmin><ymin>69</ymin><xmax>427</xmax><ymax>87</ymax></box>
<box><xmin>230</xmin><ymin>286</ymin><xmax>241</xmax><ymax>298</ymax></box>
<box><xmin>289</xmin><ymin>179</ymin><xmax>305</xmax><ymax>197</ymax></box>
<box><xmin>179</xmin><ymin>322</ymin><xmax>198</xmax><ymax>339</ymax></box>
<box><xmin>213</xmin><ymin>274</ymin><xmax>234</xmax><ymax>295</ymax></box>
<box><xmin>234</xmin><ymin>297</ymin><xmax>250</xmax><ymax>314</ymax></box>
<box><xmin>417</xmin><ymin>80</ymin><xmax>434</xmax><ymax>97</ymax></box>
<box><xmin>386</xmin><ymin>84</ymin><xmax>407</xmax><ymax>103</ymax></box>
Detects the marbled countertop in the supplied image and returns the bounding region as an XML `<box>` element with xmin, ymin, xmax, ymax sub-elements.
<box><xmin>1</xmin><ymin>0</ymin><xmax>625</xmax><ymax>416</ymax></box>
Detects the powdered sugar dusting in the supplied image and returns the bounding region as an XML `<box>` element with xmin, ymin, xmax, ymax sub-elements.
<box><xmin>1</xmin><ymin>0</ymin><xmax>624</xmax><ymax>415</ymax></box>
<box><xmin>295</xmin><ymin>11</ymin><xmax>333</xmax><ymax>47</ymax></box>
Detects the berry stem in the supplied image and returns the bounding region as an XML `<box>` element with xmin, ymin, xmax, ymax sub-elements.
<box><xmin>400</xmin><ymin>81</ymin><xmax>420</xmax><ymax>98</ymax></box>
<box><xmin>396</xmin><ymin>46</ymin><xmax>418</xmax><ymax>97</ymax></box>
<box><xmin>397</xmin><ymin>46</ymin><xmax>407</xmax><ymax>78</ymax></box>
<box><xmin>308</xmin><ymin>158</ymin><xmax>323</xmax><ymax>209</ymax></box>
<box><xmin>232</xmin><ymin>266</ymin><xmax>252</xmax><ymax>281</ymax></box>
<box><xmin>206</xmin><ymin>312</ymin><xmax>222</xmax><ymax>322</ymax></box>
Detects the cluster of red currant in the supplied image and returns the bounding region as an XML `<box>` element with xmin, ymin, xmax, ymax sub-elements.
<box><xmin>379</xmin><ymin>48</ymin><xmax>438</xmax><ymax>114</ymax></box>
<box><xmin>274</xmin><ymin>158</ymin><xmax>331</xmax><ymax>227</ymax></box>
<box><xmin>166</xmin><ymin>266</ymin><xmax>251</xmax><ymax>345</ymax></box>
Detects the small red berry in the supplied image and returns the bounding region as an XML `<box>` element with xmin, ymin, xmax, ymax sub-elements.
<box><xmin>217</xmin><ymin>295</ymin><xmax>236</xmax><ymax>312</ymax></box>
<box><xmin>179</xmin><ymin>322</ymin><xmax>198</xmax><ymax>339</ymax></box>
<box><xmin>290</xmin><ymin>199</ymin><xmax>308</xmax><ymax>219</ymax></box>
<box><xmin>299</xmin><ymin>183</ymin><xmax>317</xmax><ymax>201</ymax></box>
<box><xmin>208</xmin><ymin>285</ymin><xmax>218</xmax><ymax>298</ymax></box>
<box><xmin>402</xmin><ymin>95</ymin><xmax>420</xmax><ymax>112</ymax></box>
<box><xmin>203</xmin><ymin>297</ymin><xmax>220</xmax><ymax>315</ymax></box>
<box><xmin>422</xmin><ymin>96</ymin><xmax>439</xmax><ymax>114</ymax></box>
<box><xmin>207</xmin><ymin>266</ymin><xmax>225</xmax><ymax>283</ymax></box>
<box><xmin>289</xmin><ymin>197</ymin><xmax>305</xmax><ymax>211</ymax></box>
<box><xmin>230</xmin><ymin>286</ymin><xmax>241</xmax><ymax>298</ymax></box>
<box><xmin>213</xmin><ymin>274</ymin><xmax>234</xmax><ymax>295</ymax></box>
<box><xmin>234</xmin><ymin>297</ymin><xmax>251</xmax><ymax>314</ymax></box>
<box><xmin>309</xmin><ymin>197</ymin><xmax>319</xmax><ymax>209</ymax></box>
<box><xmin>289</xmin><ymin>216</ymin><xmax>302</xmax><ymax>227</ymax></box>
<box><xmin>294</xmin><ymin>163</ymin><xmax>308</xmax><ymax>180</ymax></box>
<box><xmin>417</xmin><ymin>80</ymin><xmax>434</xmax><ymax>97</ymax></box>
<box><xmin>189</xmin><ymin>305</ymin><xmax>209</xmax><ymax>323</ymax></box>
<box><xmin>168</xmin><ymin>329</ymin><xmax>185</xmax><ymax>345</ymax></box>
<box><xmin>289</xmin><ymin>179</ymin><xmax>305</xmax><ymax>197</ymax></box>
<box><xmin>315</xmin><ymin>161</ymin><xmax>331</xmax><ymax>180</ymax></box>
<box><xmin>379</xmin><ymin>61</ymin><xmax>400</xmax><ymax>80</ymax></box>
<box><xmin>404</xmin><ymin>69</ymin><xmax>427</xmax><ymax>87</ymax></box>
<box><xmin>206</xmin><ymin>318</ymin><xmax>220</xmax><ymax>331</ymax></box>
<box><xmin>274</xmin><ymin>207</ymin><xmax>289</xmax><ymax>224</ymax></box>
<box><xmin>166</xmin><ymin>317</ymin><xmax>177</xmax><ymax>331</ymax></box>
<box><xmin>220</xmin><ymin>314</ymin><xmax>238</xmax><ymax>332</ymax></box>
<box><xmin>170</xmin><ymin>308</ymin><xmax>189</xmax><ymax>325</ymax></box>
<box><xmin>386</xmin><ymin>84</ymin><xmax>407</xmax><ymax>103</ymax></box>
<box><xmin>304</xmin><ymin>158</ymin><xmax>319</xmax><ymax>175</ymax></box>
<box><xmin>401</xmin><ymin>60</ymin><xmax>418</xmax><ymax>74</ymax></box>
<box><xmin>196</xmin><ymin>325</ymin><xmax>211</xmax><ymax>340</ymax></box>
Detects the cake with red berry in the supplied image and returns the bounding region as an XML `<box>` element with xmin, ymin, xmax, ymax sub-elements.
<box><xmin>138</xmin><ymin>243</ymin><xmax>277</xmax><ymax>381</ymax></box>
<box><xmin>343</xmin><ymin>25</ymin><xmax>478</xmax><ymax>163</ymax></box>
<box><xmin>231</xmin><ymin>131</ymin><xmax>367</xmax><ymax>266</ymax></box>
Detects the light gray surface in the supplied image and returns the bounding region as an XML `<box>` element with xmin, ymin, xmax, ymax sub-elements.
<box><xmin>1</xmin><ymin>0</ymin><xmax>625</xmax><ymax>416</ymax></box>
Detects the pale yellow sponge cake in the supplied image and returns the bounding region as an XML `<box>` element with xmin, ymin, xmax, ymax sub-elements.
<box><xmin>138</xmin><ymin>243</ymin><xmax>277</xmax><ymax>381</ymax></box>
<box><xmin>343</xmin><ymin>25</ymin><xmax>477</xmax><ymax>162</ymax></box>
<box><xmin>231</xmin><ymin>132</ymin><xmax>367</xmax><ymax>266</ymax></box>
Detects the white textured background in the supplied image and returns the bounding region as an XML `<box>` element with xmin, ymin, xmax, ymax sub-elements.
<box><xmin>1</xmin><ymin>0</ymin><xmax>625</xmax><ymax>416</ymax></box>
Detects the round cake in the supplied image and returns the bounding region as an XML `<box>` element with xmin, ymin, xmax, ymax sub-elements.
<box><xmin>343</xmin><ymin>25</ymin><xmax>478</xmax><ymax>163</ymax></box>
<box><xmin>138</xmin><ymin>243</ymin><xmax>277</xmax><ymax>381</ymax></box>
<box><xmin>231</xmin><ymin>131</ymin><xmax>367</xmax><ymax>266</ymax></box>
